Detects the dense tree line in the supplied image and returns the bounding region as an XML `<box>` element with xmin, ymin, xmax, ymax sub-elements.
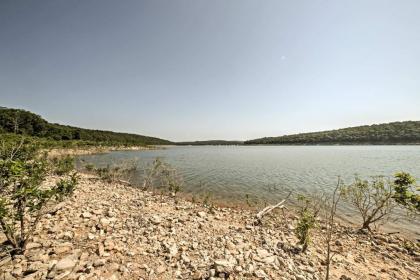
<box><xmin>245</xmin><ymin>121</ymin><xmax>420</xmax><ymax>145</ymax></box>
<box><xmin>0</xmin><ymin>108</ymin><xmax>172</xmax><ymax>146</ymax></box>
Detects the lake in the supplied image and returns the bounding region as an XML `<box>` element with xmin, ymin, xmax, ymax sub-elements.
<box><xmin>77</xmin><ymin>145</ymin><xmax>420</xmax><ymax>238</ymax></box>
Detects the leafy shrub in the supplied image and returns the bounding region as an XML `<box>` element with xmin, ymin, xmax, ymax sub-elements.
<box><xmin>55</xmin><ymin>173</ymin><xmax>79</xmax><ymax>201</ymax></box>
<box><xmin>84</xmin><ymin>163</ymin><xmax>94</xmax><ymax>172</ymax></box>
<box><xmin>295</xmin><ymin>194</ymin><xmax>320</xmax><ymax>252</ymax></box>
<box><xmin>393</xmin><ymin>172</ymin><xmax>419</xmax><ymax>214</ymax></box>
<box><xmin>0</xmin><ymin>137</ymin><xmax>78</xmax><ymax>255</ymax></box>
<box><xmin>51</xmin><ymin>155</ymin><xmax>75</xmax><ymax>175</ymax></box>
<box><xmin>342</xmin><ymin>172</ymin><xmax>418</xmax><ymax>231</ymax></box>
<box><xmin>342</xmin><ymin>176</ymin><xmax>395</xmax><ymax>230</ymax></box>
<box><xmin>141</xmin><ymin>158</ymin><xmax>183</xmax><ymax>196</ymax></box>
<box><xmin>94</xmin><ymin>159</ymin><xmax>138</xmax><ymax>183</ymax></box>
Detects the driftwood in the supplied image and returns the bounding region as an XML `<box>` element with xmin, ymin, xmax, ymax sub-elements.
<box><xmin>254</xmin><ymin>192</ymin><xmax>291</xmax><ymax>224</ymax></box>
<box><xmin>117</xmin><ymin>179</ymin><xmax>131</xmax><ymax>186</ymax></box>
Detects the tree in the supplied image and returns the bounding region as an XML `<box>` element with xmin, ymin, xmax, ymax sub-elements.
<box><xmin>321</xmin><ymin>179</ymin><xmax>342</xmax><ymax>280</ymax></box>
<box><xmin>342</xmin><ymin>172</ymin><xmax>418</xmax><ymax>231</ymax></box>
<box><xmin>393</xmin><ymin>172</ymin><xmax>420</xmax><ymax>214</ymax></box>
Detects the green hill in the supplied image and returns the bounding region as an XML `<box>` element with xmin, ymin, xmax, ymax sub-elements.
<box><xmin>245</xmin><ymin>121</ymin><xmax>420</xmax><ymax>145</ymax></box>
<box><xmin>0</xmin><ymin>108</ymin><xmax>172</xmax><ymax>146</ymax></box>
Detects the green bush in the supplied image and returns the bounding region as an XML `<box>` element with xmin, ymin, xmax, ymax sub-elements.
<box><xmin>342</xmin><ymin>172</ymin><xmax>418</xmax><ymax>231</ymax></box>
<box><xmin>52</xmin><ymin>155</ymin><xmax>75</xmax><ymax>175</ymax></box>
<box><xmin>0</xmin><ymin>137</ymin><xmax>78</xmax><ymax>255</ymax></box>
<box><xmin>94</xmin><ymin>160</ymin><xmax>137</xmax><ymax>183</ymax></box>
<box><xmin>55</xmin><ymin>173</ymin><xmax>78</xmax><ymax>201</ymax></box>
<box><xmin>295</xmin><ymin>195</ymin><xmax>320</xmax><ymax>252</ymax></box>
<box><xmin>84</xmin><ymin>163</ymin><xmax>94</xmax><ymax>172</ymax></box>
<box><xmin>393</xmin><ymin>172</ymin><xmax>419</xmax><ymax>214</ymax></box>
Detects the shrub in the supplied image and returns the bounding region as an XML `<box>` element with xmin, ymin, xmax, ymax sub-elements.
<box><xmin>55</xmin><ymin>172</ymin><xmax>79</xmax><ymax>201</ymax></box>
<box><xmin>94</xmin><ymin>159</ymin><xmax>138</xmax><ymax>183</ymax></box>
<box><xmin>342</xmin><ymin>176</ymin><xmax>395</xmax><ymax>231</ymax></box>
<box><xmin>295</xmin><ymin>194</ymin><xmax>320</xmax><ymax>252</ymax></box>
<box><xmin>84</xmin><ymin>163</ymin><xmax>94</xmax><ymax>172</ymax></box>
<box><xmin>52</xmin><ymin>155</ymin><xmax>75</xmax><ymax>175</ymax></box>
<box><xmin>0</xmin><ymin>137</ymin><xmax>78</xmax><ymax>255</ymax></box>
<box><xmin>141</xmin><ymin>158</ymin><xmax>183</xmax><ymax>196</ymax></box>
<box><xmin>342</xmin><ymin>172</ymin><xmax>418</xmax><ymax>231</ymax></box>
<box><xmin>320</xmin><ymin>179</ymin><xmax>343</xmax><ymax>280</ymax></box>
<box><xmin>393</xmin><ymin>172</ymin><xmax>419</xmax><ymax>214</ymax></box>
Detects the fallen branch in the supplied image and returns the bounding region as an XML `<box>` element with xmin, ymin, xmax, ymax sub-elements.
<box><xmin>117</xmin><ymin>179</ymin><xmax>131</xmax><ymax>186</ymax></box>
<box><xmin>254</xmin><ymin>192</ymin><xmax>291</xmax><ymax>224</ymax></box>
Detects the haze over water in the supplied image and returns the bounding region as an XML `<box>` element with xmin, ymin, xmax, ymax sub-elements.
<box><xmin>78</xmin><ymin>145</ymin><xmax>420</xmax><ymax>238</ymax></box>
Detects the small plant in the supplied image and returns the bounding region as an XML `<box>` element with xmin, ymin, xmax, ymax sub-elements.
<box><xmin>52</xmin><ymin>155</ymin><xmax>75</xmax><ymax>175</ymax></box>
<box><xmin>160</xmin><ymin>164</ymin><xmax>183</xmax><ymax>196</ymax></box>
<box><xmin>141</xmin><ymin>158</ymin><xmax>164</xmax><ymax>190</ymax></box>
<box><xmin>295</xmin><ymin>194</ymin><xmax>320</xmax><ymax>252</ymax></box>
<box><xmin>203</xmin><ymin>192</ymin><xmax>213</xmax><ymax>207</ymax></box>
<box><xmin>84</xmin><ymin>163</ymin><xmax>94</xmax><ymax>172</ymax></box>
<box><xmin>245</xmin><ymin>194</ymin><xmax>252</xmax><ymax>207</ymax></box>
<box><xmin>95</xmin><ymin>159</ymin><xmax>138</xmax><ymax>183</ymax></box>
<box><xmin>55</xmin><ymin>172</ymin><xmax>79</xmax><ymax>201</ymax></box>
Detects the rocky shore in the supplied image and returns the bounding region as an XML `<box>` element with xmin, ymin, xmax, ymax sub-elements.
<box><xmin>0</xmin><ymin>174</ymin><xmax>419</xmax><ymax>280</ymax></box>
<box><xmin>47</xmin><ymin>146</ymin><xmax>158</xmax><ymax>158</ymax></box>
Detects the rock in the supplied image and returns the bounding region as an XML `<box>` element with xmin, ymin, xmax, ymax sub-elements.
<box><xmin>26</xmin><ymin>261</ymin><xmax>49</xmax><ymax>273</ymax></box>
<box><xmin>256</xmin><ymin>249</ymin><xmax>271</xmax><ymax>259</ymax></box>
<box><xmin>214</xmin><ymin>259</ymin><xmax>235</xmax><ymax>273</ymax></box>
<box><xmin>25</xmin><ymin>242</ymin><xmax>42</xmax><ymax>250</ymax></box>
<box><xmin>93</xmin><ymin>259</ymin><xmax>106</xmax><ymax>267</ymax></box>
<box><xmin>262</xmin><ymin>256</ymin><xmax>277</xmax><ymax>264</ymax></box>
<box><xmin>295</xmin><ymin>275</ymin><xmax>306</xmax><ymax>280</ymax></box>
<box><xmin>100</xmin><ymin>218</ymin><xmax>110</xmax><ymax>227</ymax></box>
<box><xmin>0</xmin><ymin>256</ymin><xmax>12</xmax><ymax>267</ymax></box>
<box><xmin>197</xmin><ymin>211</ymin><xmax>206</xmax><ymax>218</ymax></box>
<box><xmin>167</xmin><ymin>243</ymin><xmax>178</xmax><ymax>257</ymax></box>
<box><xmin>55</xmin><ymin>257</ymin><xmax>76</xmax><ymax>271</ymax></box>
<box><xmin>150</xmin><ymin>215</ymin><xmax>162</xmax><ymax>225</ymax></box>
<box><xmin>81</xmin><ymin>211</ymin><xmax>92</xmax><ymax>218</ymax></box>
<box><xmin>235</xmin><ymin>265</ymin><xmax>243</xmax><ymax>272</ymax></box>
<box><xmin>181</xmin><ymin>254</ymin><xmax>191</xmax><ymax>263</ymax></box>
<box><xmin>97</xmin><ymin>243</ymin><xmax>105</xmax><ymax>256</ymax></box>
<box><xmin>156</xmin><ymin>265</ymin><xmax>166</xmax><ymax>275</ymax></box>
<box><xmin>255</xmin><ymin>269</ymin><xmax>268</xmax><ymax>278</ymax></box>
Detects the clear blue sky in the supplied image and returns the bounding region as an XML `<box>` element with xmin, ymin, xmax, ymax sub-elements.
<box><xmin>1</xmin><ymin>0</ymin><xmax>419</xmax><ymax>141</ymax></box>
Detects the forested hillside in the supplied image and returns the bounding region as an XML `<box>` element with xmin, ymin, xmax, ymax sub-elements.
<box><xmin>0</xmin><ymin>108</ymin><xmax>172</xmax><ymax>146</ymax></box>
<box><xmin>245</xmin><ymin>121</ymin><xmax>420</xmax><ymax>145</ymax></box>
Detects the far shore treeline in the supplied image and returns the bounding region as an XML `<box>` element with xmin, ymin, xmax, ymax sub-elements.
<box><xmin>245</xmin><ymin>121</ymin><xmax>420</xmax><ymax>145</ymax></box>
<box><xmin>0</xmin><ymin>107</ymin><xmax>172</xmax><ymax>147</ymax></box>
<box><xmin>1</xmin><ymin>107</ymin><xmax>420</xmax><ymax>146</ymax></box>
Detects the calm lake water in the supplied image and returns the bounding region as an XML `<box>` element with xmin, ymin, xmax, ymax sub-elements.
<box><xmin>77</xmin><ymin>145</ymin><xmax>420</xmax><ymax>237</ymax></box>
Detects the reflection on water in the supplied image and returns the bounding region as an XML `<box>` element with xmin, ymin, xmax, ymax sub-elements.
<box><xmin>77</xmin><ymin>145</ymin><xmax>420</xmax><ymax>237</ymax></box>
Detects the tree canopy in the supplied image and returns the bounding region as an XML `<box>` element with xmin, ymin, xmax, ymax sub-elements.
<box><xmin>245</xmin><ymin>121</ymin><xmax>420</xmax><ymax>145</ymax></box>
<box><xmin>0</xmin><ymin>108</ymin><xmax>172</xmax><ymax>146</ymax></box>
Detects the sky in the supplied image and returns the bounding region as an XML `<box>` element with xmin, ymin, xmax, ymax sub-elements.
<box><xmin>1</xmin><ymin>0</ymin><xmax>419</xmax><ymax>141</ymax></box>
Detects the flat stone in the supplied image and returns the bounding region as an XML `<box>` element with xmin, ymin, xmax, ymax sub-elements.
<box><xmin>25</xmin><ymin>243</ymin><xmax>42</xmax><ymax>250</ymax></box>
<box><xmin>55</xmin><ymin>257</ymin><xmax>76</xmax><ymax>271</ymax></box>
<box><xmin>197</xmin><ymin>211</ymin><xmax>206</xmax><ymax>218</ymax></box>
<box><xmin>150</xmin><ymin>215</ymin><xmax>162</xmax><ymax>225</ymax></box>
